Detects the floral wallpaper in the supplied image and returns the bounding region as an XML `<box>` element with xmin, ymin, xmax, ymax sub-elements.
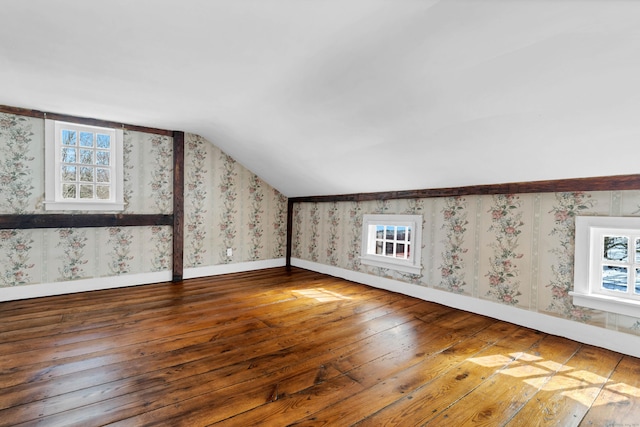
<box><xmin>0</xmin><ymin>113</ymin><xmax>175</xmax><ymax>288</ymax></box>
<box><xmin>0</xmin><ymin>114</ymin><xmax>39</xmax><ymax>214</ymax></box>
<box><xmin>0</xmin><ymin>113</ymin><xmax>287</xmax><ymax>292</ymax></box>
<box><xmin>182</xmin><ymin>133</ymin><xmax>287</xmax><ymax>269</ymax></box>
<box><xmin>292</xmin><ymin>190</ymin><xmax>640</xmax><ymax>337</ymax></box>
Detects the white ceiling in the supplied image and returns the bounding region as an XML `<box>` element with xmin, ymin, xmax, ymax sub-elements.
<box><xmin>2</xmin><ymin>0</ymin><xmax>640</xmax><ymax>197</ymax></box>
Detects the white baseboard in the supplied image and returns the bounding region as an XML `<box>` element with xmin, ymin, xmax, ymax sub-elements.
<box><xmin>183</xmin><ymin>258</ymin><xmax>286</xmax><ymax>279</ymax></box>
<box><xmin>291</xmin><ymin>258</ymin><xmax>640</xmax><ymax>358</ymax></box>
<box><xmin>0</xmin><ymin>271</ymin><xmax>173</xmax><ymax>302</ymax></box>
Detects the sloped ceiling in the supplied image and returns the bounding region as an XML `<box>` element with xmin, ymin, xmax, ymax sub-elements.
<box><xmin>2</xmin><ymin>0</ymin><xmax>640</xmax><ymax>197</ymax></box>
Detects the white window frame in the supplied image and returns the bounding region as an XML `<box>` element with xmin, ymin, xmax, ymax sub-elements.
<box><xmin>572</xmin><ymin>216</ymin><xmax>640</xmax><ymax>317</ymax></box>
<box><xmin>360</xmin><ymin>214</ymin><xmax>423</xmax><ymax>274</ymax></box>
<box><xmin>45</xmin><ymin>119</ymin><xmax>124</xmax><ymax>211</ymax></box>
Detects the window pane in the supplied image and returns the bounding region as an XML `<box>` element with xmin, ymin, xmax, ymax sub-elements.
<box><xmin>62</xmin><ymin>130</ymin><xmax>76</xmax><ymax>146</ymax></box>
<box><xmin>96</xmin><ymin>151</ymin><xmax>110</xmax><ymax>166</ymax></box>
<box><xmin>376</xmin><ymin>226</ymin><xmax>384</xmax><ymax>239</ymax></box>
<box><xmin>97</xmin><ymin>134</ymin><xmax>110</xmax><ymax>149</ymax></box>
<box><xmin>397</xmin><ymin>243</ymin><xmax>406</xmax><ymax>258</ymax></box>
<box><xmin>96</xmin><ymin>168</ymin><xmax>110</xmax><ymax>183</ymax></box>
<box><xmin>80</xmin><ymin>166</ymin><xmax>93</xmax><ymax>182</ymax></box>
<box><xmin>96</xmin><ymin>185</ymin><xmax>110</xmax><ymax>200</ymax></box>
<box><xmin>375</xmin><ymin>241</ymin><xmax>383</xmax><ymax>255</ymax></box>
<box><xmin>636</xmin><ymin>268</ymin><xmax>640</xmax><ymax>295</ymax></box>
<box><xmin>62</xmin><ymin>147</ymin><xmax>76</xmax><ymax>163</ymax></box>
<box><xmin>79</xmin><ymin>149</ymin><xmax>93</xmax><ymax>164</ymax></box>
<box><xmin>604</xmin><ymin>236</ymin><xmax>628</xmax><ymax>262</ymax></box>
<box><xmin>397</xmin><ymin>226</ymin><xmax>406</xmax><ymax>241</ymax></box>
<box><xmin>407</xmin><ymin>227</ymin><xmax>411</xmax><ymax>241</ymax></box>
<box><xmin>602</xmin><ymin>265</ymin><xmax>628</xmax><ymax>292</ymax></box>
<box><xmin>636</xmin><ymin>238</ymin><xmax>640</xmax><ymax>263</ymax></box>
<box><xmin>386</xmin><ymin>227</ymin><xmax>395</xmax><ymax>240</ymax></box>
<box><xmin>385</xmin><ymin>242</ymin><xmax>394</xmax><ymax>256</ymax></box>
<box><xmin>80</xmin><ymin>132</ymin><xmax>94</xmax><ymax>147</ymax></box>
<box><xmin>62</xmin><ymin>183</ymin><xmax>76</xmax><ymax>199</ymax></box>
<box><xmin>61</xmin><ymin>165</ymin><xmax>76</xmax><ymax>181</ymax></box>
<box><xmin>79</xmin><ymin>184</ymin><xmax>93</xmax><ymax>199</ymax></box>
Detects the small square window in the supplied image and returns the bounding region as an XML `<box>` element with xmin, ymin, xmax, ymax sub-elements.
<box><xmin>360</xmin><ymin>214</ymin><xmax>423</xmax><ymax>274</ymax></box>
<box><xmin>45</xmin><ymin>120</ymin><xmax>124</xmax><ymax>211</ymax></box>
<box><xmin>572</xmin><ymin>216</ymin><xmax>640</xmax><ymax>317</ymax></box>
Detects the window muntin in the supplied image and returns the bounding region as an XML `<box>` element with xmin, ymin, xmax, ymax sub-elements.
<box><xmin>45</xmin><ymin>120</ymin><xmax>124</xmax><ymax>211</ymax></box>
<box><xmin>572</xmin><ymin>216</ymin><xmax>640</xmax><ymax>317</ymax></box>
<box><xmin>360</xmin><ymin>214</ymin><xmax>422</xmax><ymax>274</ymax></box>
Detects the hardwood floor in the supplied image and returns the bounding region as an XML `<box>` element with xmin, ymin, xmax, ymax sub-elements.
<box><xmin>1</xmin><ymin>267</ymin><xmax>640</xmax><ymax>426</ymax></box>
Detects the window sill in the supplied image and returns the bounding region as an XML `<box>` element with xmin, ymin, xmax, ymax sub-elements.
<box><xmin>360</xmin><ymin>255</ymin><xmax>422</xmax><ymax>275</ymax></box>
<box><xmin>570</xmin><ymin>291</ymin><xmax>640</xmax><ymax>318</ymax></box>
<box><xmin>44</xmin><ymin>201</ymin><xmax>125</xmax><ymax>212</ymax></box>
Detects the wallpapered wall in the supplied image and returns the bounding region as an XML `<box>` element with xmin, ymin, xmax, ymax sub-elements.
<box><xmin>292</xmin><ymin>191</ymin><xmax>640</xmax><ymax>338</ymax></box>
<box><xmin>0</xmin><ymin>113</ymin><xmax>287</xmax><ymax>290</ymax></box>
<box><xmin>183</xmin><ymin>133</ymin><xmax>287</xmax><ymax>268</ymax></box>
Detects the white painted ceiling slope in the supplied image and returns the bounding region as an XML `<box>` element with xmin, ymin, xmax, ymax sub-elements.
<box><xmin>2</xmin><ymin>1</ymin><xmax>640</xmax><ymax>197</ymax></box>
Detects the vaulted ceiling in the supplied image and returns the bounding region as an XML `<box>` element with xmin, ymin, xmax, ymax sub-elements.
<box><xmin>2</xmin><ymin>1</ymin><xmax>640</xmax><ymax>197</ymax></box>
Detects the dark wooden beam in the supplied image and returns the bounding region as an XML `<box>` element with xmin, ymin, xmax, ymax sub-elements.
<box><xmin>0</xmin><ymin>214</ymin><xmax>172</xmax><ymax>230</ymax></box>
<box><xmin>290</xmin><ymin>174</ymin><xmax>640</xmax><ymax>204</ymax></box>
<box><xmin>286</xmin><ymin>199</ymin><xmax>294</xmax><ymax>268</ymax></box>
<box><xmin>172</xmin><ymin>131</ymin><xmax>185</xmax><ymax>282</ymax></box>
<box><xmin>0</xmin><ymin>104</ymin><xmax>172</xmax><ymax>136</ymax></box>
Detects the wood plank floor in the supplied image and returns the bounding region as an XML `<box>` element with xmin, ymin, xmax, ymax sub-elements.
<box><xmin>1</xmin><ymin>267</ymin><xmax>640</xmax><ymax>426</ymax></box>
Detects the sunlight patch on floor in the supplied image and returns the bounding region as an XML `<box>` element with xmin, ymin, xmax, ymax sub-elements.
<box><xmin>468</xmin><ymin>351</ymin><xmax>640</xmax><ymax>408</ymax></box>
<box><xmin>293</xmin><ymin>288</ymin><xmax>352</xmax><ymax>302</ymax></box>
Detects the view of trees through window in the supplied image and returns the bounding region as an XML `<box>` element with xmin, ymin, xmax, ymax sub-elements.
<box><xmin>602</xmin><ymin>235</ymin><xmax>640</xmax><ymax>294</ymax></box>
<box><xmin>60</xmin><ymin>128</ymin><xmax>112</xmax><ymax>200</ymax></box>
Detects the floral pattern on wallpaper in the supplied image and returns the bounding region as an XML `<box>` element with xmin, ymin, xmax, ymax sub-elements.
<box><xmin>0</xmin><ymin>230</ymin><xmax>35</xmax><ymax>286</ymax></box>
<box><xmin>327</xmin><ymin>202</ymin><xmax>340</xmax><ymax>266</ymax></box>
<box><xmin>181</xmin><ymin>133</ymin><xmax>287</xmax><ymax>269</ymax></box>
<box><xmin>0</xmin><ymin>114</ymin><xmax>36</xmax><ymax>214</ymax></box>
<box><xmin>149</xmin><ymin>135</ymin><xmax>173</xmax><ymax>214</ymax></box>
<box><xmin>107</xmin><ymin>227</ymin><xmax>134</xmax><ymax>275</ymax></box>
<box><xmin>185</xmin><ymin>134</ymin><xmax>208</xmax><ymax>267</ymax></box>
<box><xmin>292</xmin><ymin>203</ymin><xmax>303</xmax><ymax>259</ymax></box>
<box><xmin>57</xmin><ymin>228</ymin><xmax>89</xmax><ymax>280</ymax></box>
<box><xmin>347</xmin><ymin>202</ymin><xmax>363</xmax><ymax>271</ymax></box>
<box><xmin>219</xmin><ymin>153</ymin><xmax>238</xmax><ymax>264</ymax></box>
<box><xmin>272</xmin><ymin>190</ymin><xmax>288</xmax><ymax>258</ymax></box>
<box><xmin>397</xmin><ymin>199</ymin><xmax>425</xmax><ymax>284</ymax></box>
<box><xmin>122</xmin><ymin>130</ymin><xmax>134</xmax><ymax>211</ymax></box>
<box><xmin>150</xmin><ymin>226</ymin><xmax>172</xmax><ymax>271</ymax></box>
<box><xmin>485</xmin><ymin>194</ymin><xmax>524</xmax><ymax>305</ymax></box>
<box><xmin>308</xmin><ymin>203</ymin><xmax>320</xmax><ymax>262</ymax></box>
<box><xmin>547</xmin><ymin>192</ymin><xmax>595</xmax><ymax>321</ymax></box>
<box><xmin>439</xmin><ymin>197</ymin><xmax>469</xmax><ymax>294</ymax></box>
<box><xmin>248</xmin><ymin>174</ymin><xmax>264</xmax><ymax>261</ymax></box>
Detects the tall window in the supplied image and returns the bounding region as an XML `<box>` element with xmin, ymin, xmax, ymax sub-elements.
<box><xmin>45</xmin><ymin>120</ymin><xmax>124</xmax><ymax>211</ymax></box>
<box><xmin>360</xmin><ymin>214</ymin><xmax>422</xmax><ymax>274</ymax></box>
<box><xmin>573</xmin><ymin>216</ymin><xmax>640</xmax><ymax>317</ymax></box>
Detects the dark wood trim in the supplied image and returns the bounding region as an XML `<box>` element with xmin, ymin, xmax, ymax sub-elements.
<box><xmin>0</xmin><ymin>214</ymin><xmax>172</xmax><ymax>230</ymax></box>
<box><xmin>172</xmin><ymin>131</ymin><xmax>185</xmax><ymax>282</ymax></box>
<box><xmin>0</xmin><ymin>104</ymin><xmax>173</xmax><ymax>136</ymax></box>
<box><xmin>286</xmin><ymin>199</ymin><xmax>294</xmax><ymax>268</ymax></box>
<box><xmin>290</xmin><ymin>174</ymin><xmax>640</xmax><ymax>204</ymax></box>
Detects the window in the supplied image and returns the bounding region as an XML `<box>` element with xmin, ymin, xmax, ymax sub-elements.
<box><xmin>572</xmin><ymin>216</ymin><xmax>640</xmax><ymax>317</ymax></box>
<box><xmin>360</xmin><ymin>214</ymin><xmax>423</xmax><ymax>274</ymax></box>
<box><xmin>45</xmin><ymin>120</ymin><xmax>124</xmax><ymax>211</ymax></box>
